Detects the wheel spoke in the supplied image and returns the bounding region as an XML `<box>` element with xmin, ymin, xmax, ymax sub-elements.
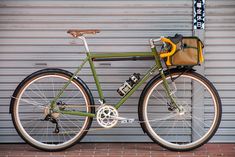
<box><xmin>51</xmin><ymin>77</ymin><xmax>56</xmax><ymax>98</ymax></box>
<box><xmin>143</xmin><ymin>72</ymin><xmax>221</xmax><ymax>150</ymax></box>
<box><xmin>13</xmin><ymin>73</ymin><xmax>91</xmax><ymax>150</ymax></box>
<box><xmin>148</xmin><ymin>113</ymin><xmax>178</xmax><ymax>123</ymax></box>
<box><xmin>29</xmin><ymin>85</ymin><xmax>50</xmax><ymax>104</ymax></box>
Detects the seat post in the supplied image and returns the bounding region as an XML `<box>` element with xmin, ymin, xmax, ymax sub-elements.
<box><xmin>78</xmin><ymin>36</ymin><xmax>90</xmax><ymax>53</ymax></box>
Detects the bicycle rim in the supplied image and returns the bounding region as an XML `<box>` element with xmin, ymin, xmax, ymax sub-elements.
<box><xmin>142</xmin><ymin>72</ymin><xmax>220</xmax><ymax>150</ymax></box>
<box><xmin>13</xmin><ymin>74</ymin><xmax>90</xmax><ymax>150</ymax></box>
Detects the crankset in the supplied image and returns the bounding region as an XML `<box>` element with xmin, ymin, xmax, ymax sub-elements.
<box><xmin>96</xmin><ymin>105</ymin><xmax>119</xmax><ymax>128</ymax></box>
<box><xmin>96</xmin><ymin>105</ymin><xmax>136</xmax><ymax>128</ymax></box>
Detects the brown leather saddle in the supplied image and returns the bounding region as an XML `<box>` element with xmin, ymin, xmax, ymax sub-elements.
<box><xmin>67</xmin><ymin>29</ymin><xmax>100</xmax><ymax>38</ymax></box>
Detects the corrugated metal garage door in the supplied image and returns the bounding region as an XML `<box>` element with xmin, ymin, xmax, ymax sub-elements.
<box><xmin>205</xmin><ymin>0</ymin><xmax>235</xmax><ymax>142</ymax></box>
<box><xmin>0</xmin><ymin>0</ymin><xmax>193</xmax><ymax>143</ymax></box>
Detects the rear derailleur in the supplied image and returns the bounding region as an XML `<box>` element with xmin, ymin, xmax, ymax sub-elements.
<box><xmin>43</xmin><ymin>102</ymin><xmax>64</xmax><ymax>134</ymax></box>
<box><xmin>44</xmin><ymin>114</ymin><xmax>60</xmax><ymax>134</ymax></box>
<box><xmin>43</xmin><ymin>101</ymin><xmax>68</xmax><ymax>133</ymax></box>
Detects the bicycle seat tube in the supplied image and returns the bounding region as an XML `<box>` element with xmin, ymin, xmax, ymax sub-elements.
<box><xmin>78</xmin><ymin>36</ymin><xmax>105</xmax><ymax>102</ymax></box>
<box><xmin>51</xmin><ymin>35</ymin><xmax>104</xmax><ymax>109</ymax></box>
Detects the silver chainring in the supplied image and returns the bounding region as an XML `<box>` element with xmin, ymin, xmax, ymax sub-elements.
<box><xmin>96</xmin><ymin>105</ymin><xmax>119</xmax><ymax>128</ymax></box>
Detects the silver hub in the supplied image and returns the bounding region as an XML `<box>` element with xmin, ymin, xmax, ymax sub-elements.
<box><xmin>96</xmin><ymin>105</ymin><xmax>119</xmax><ymax>128</ymax></box>
<box><xmin>174</xmin><ymin>106</ymin><xmax>187</xmax><ymax>120</ymax></box>
<box><xmin>43</xmin><ymin>106</ymin><xmax>60</xmax><ymax>119</ymax></box>
<box><xmin>178</xmin><ymin>106</ymin><xmax>185</xmax><ymax>115</ymax></box>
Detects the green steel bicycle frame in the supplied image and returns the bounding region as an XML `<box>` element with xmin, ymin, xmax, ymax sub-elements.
<box><xmin>51</xmin><ymin>46</ymin><xmax>178</xmax><ymax>118</ymax></box>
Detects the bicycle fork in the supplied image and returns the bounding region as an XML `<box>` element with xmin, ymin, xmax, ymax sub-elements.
<box><xmin>150</xmin><ymin>40</ymin><xmax>182</xmax><ymax>112</ymax></box>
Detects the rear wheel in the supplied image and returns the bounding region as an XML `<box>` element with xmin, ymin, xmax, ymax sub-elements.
<box><xmin>11</xmin><ymin>69</ymin><xmax>94</xmax><ymax>151</ymax></box>
<box><xmin>139</xmin><ymin>69</ymin><xmax>222</xmax><ymax>151</ymax></box>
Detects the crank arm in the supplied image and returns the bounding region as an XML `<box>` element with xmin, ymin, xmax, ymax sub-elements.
<box><xmin>112</xmin><ymin>116</ymin><xmax>135</xmax><ymax>124</ymax></box>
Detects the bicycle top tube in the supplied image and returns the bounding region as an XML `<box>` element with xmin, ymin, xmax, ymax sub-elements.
<box><xmin>67</xmin><ymin>29</ymin><xmax>177</xmax><ymax>60</ymax></box>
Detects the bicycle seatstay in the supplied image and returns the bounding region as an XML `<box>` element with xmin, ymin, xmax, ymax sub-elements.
<box><xmin>50</xmin><ymin>56</ymin><xmax>89</xmax><ymax>109</ymax></box>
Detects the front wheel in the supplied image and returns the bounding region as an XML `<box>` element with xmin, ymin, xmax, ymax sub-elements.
<box><xmin>11</xmin><ymin>69</ymin><xmax>95</xmax><ymax>151</ymax></box>
<box><xmin>138</xmin><ymin>69</ymin><xmax>222</xmax><ymax>151</ymax></box>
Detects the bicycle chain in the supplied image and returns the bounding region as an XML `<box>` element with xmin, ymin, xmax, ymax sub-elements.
<box><xmin>11</xmin><ymin>96</ymin><xmax>180</xmax><ymax>133</ymax></box>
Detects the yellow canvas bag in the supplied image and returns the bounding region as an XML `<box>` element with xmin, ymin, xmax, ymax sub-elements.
<box><xmin>166</xmin><ymin>37</ymin><xmax>204</xmax><ymax>66</ymax></box>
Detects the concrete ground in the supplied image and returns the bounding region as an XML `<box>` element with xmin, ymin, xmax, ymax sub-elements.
<box><xmin>0</xmin><ymin>143</ymin><xmax>234</xmax><ymax>157</ymax></box>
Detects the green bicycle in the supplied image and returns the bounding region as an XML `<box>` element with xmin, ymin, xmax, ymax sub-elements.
<box><xmin>10</xmin><ymin>29</ymin><xmax>222</xmax><ymax>151</ymax></box>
